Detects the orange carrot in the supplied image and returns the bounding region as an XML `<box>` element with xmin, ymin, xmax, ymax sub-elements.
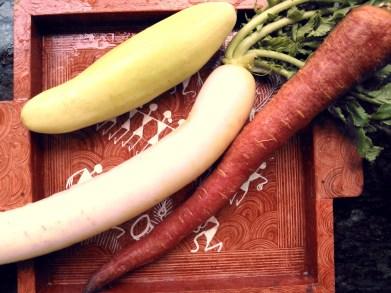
<box><xmin>84</xmin><ymin>6</ymin><xmax>391</xmax><ymax>293</ymax></box>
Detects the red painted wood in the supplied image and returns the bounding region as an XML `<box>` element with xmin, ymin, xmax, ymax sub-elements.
<box><xmin>28</xmin><ymin>0</ymin><xmax>267</xmax><ymax>15</ymax></box>
<box><xmin>1</xmin><ymin>0</ymin><xmax>364</xmax><ymax>292</ymax></box>
<box><xmin>313</xmin><ymin>120</ymin><xmax>363</xmax><ymax>199</ymax></box>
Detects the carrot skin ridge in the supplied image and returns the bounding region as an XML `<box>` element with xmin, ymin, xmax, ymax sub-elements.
<box><xmin>84</xmin><ymin>6</ymin><xmax>391</xmax><ymax>293</ymax></box>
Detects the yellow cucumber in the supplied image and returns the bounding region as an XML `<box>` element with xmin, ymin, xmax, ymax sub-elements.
<box><xmin>21</xmin><ymin>2</ymin><xmax>236</xmax><ymax>133</ymax></box>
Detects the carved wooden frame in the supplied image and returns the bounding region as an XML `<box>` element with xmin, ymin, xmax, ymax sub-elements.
<box><xmin>0</xmin><ymin>1</ymin><xmax>363</xmax><ymax>292</ymax></box>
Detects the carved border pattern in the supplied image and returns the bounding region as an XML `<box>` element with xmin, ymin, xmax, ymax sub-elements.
<box><xmin>0</xmin><ymin>101</ymin><xmax>32</xmax><ymax>211</ymax></box>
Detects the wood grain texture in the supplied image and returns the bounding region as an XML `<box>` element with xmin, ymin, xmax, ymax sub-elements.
<box><xmin>13</xmin><ymin>0</ymin><xmax>32</xmax><ymax>100</ymax></box>
<box><xmin>0</xmin><ymin>101</ymin><xmax>32</xmax><ymax>210</ymax></box>
<box><xmin>0</xmin><ymin>101</ymin><xmax>37</xmax><ymax>292</ymax></box>
<box><xmin>313</xmin><ymin>121</ymin><xmax>363</xmax><ymax>198</ymax></box>
<box><xmin>276</xmin><ymin>136</ymin><xmax>305</xmax><ymax>248</ymax></box>
<box><xmin>17</xmin><ymin>260</ymin><xmax>36</xmax><ymax>293</ymax></box>
<box><xmin>5</xmin><ymin>0</ymin><xmax>363</xmax><ymax>292</ymax></box>
<box><xmin>29</xmin><ymin>0</ymin><xmax>267</xmax><ymax>15</ymax></box>
<box><xmin>314</xmin><ymin>200</ymin><xmax>335</xmax><ymax>292</ymax></box>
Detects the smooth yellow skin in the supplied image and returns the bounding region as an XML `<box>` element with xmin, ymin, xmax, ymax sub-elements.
<box><xmin>0</xmin><ymin>65</ymin><xmax>255</xmax><ymax>264</ymax></box>
<box><xmin>21</xmin><ymin>2</ymin><xmax>236</xmax><ymax>133</ymax></box>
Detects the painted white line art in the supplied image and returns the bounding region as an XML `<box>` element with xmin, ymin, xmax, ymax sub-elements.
<box><xmin>170</xmin><ymin>71</ymin><xmax>203</xmax><ymax>97</ymax></box>
<box><xmin>65</xmin><ymin>164</ymin><xmax>103</xmax><ymax>189</ymax></box>
<box><xmin>130</xmin><ymin>198</ymin><xmax>174</xmax><ymax>241</ymax></box>
<box><xmin>96</xmin><ymin>103</ymin><xmax>175</xmax><ymax>154</ymax></box>
<box><xmin>230</xmin><ymin>161</ymin><xmax>268</xmax><ymax>207</ymax></box>
<box><xmin>191</xmin><ymin>216</ymin><xmax>223</xmax><ymax>253</ymax></box>
<box><xmin>151</xmin><ymin>198</ymin><xmax>174</xmax><ymax>225</ymax></box>
<box><xmin>189</xmin><ymin>162</ymin><xmax>268</xmax><ymax>253</ymax></box>
<box><xmin>129</xmin><ymin>214</ymin><xmax>154</xmax><ymax>241</ymax></box>
<box><xmin>82</xmin><ymin>226</ymin><xmax>126</xmax><ymax>253</ymax></box>
<box><xmin>96</xmin><ymin>72</ymin><xmax>204</xmax><ymax>153</ymax></box>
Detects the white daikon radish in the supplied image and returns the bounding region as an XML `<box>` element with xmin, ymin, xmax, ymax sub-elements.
<box><xmin>0</xmin><ymin>65</ymin><xmax>256</xmax><ymax>264</ymax></box>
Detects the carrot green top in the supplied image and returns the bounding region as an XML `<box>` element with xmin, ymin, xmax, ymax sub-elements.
<box><xmin>224</xmin><ymin>0</ymin><xmax>391</xmax><ymax>161</ymax></box>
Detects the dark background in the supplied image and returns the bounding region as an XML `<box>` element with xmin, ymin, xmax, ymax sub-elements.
<box><xmin>0</xmin><ymin>0</ymin><xmax>390</xmax><ymax>292</ymax></box>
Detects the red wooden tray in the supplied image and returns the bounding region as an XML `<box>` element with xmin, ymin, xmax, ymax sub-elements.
<box><xmin>1</xmin><ymin>1</ymin><xmax>363</xmax><ymax>292</ymax></box>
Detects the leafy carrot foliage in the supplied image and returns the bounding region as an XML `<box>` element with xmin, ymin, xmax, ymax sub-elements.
<box><xmin>226</xmin><ymin>0</ymin><xmax>390</xmax><ymax>161</ymax></box>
